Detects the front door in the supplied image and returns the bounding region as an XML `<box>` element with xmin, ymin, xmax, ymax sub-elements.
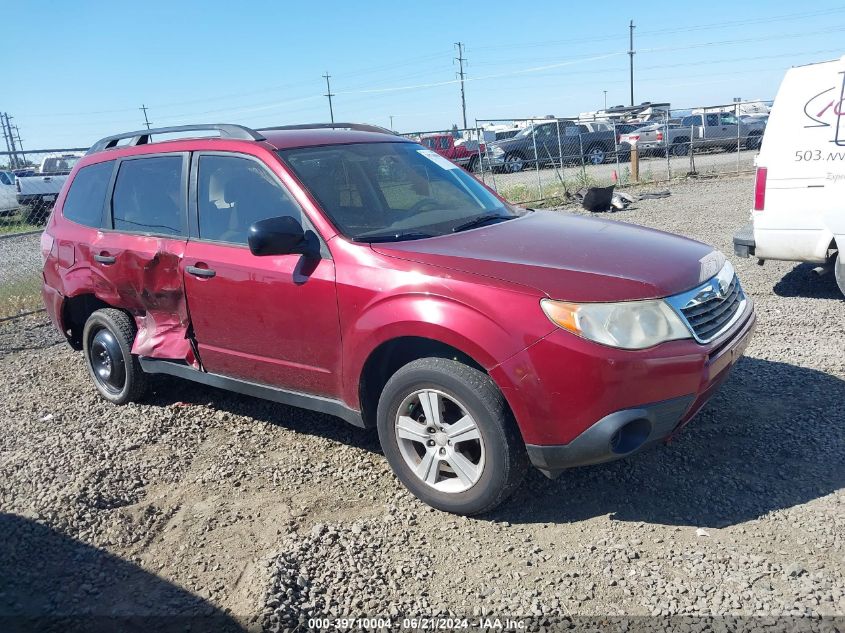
<box><xmin>182</xmin><ymin>152</ymin><xmax>342</xmax><ymax>396</ymax></box>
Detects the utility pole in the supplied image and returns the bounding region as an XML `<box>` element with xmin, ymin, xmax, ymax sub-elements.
<box><xmin>603</xmin><ymin>90</ymin><xmax>608</xmax><ymax>110</ymax></box>
<box><xmin>140</xmin><ymin>104</ymin><xmax>152</xmax><ymax>130</ymax></box>
<box><xmin>455</xmin><ymin>42</ymin><xmax>467</xmax><ymax>129</ymax></box>
<box><xmin>389</xmin><ymin>115</ymin><xmax>394</xmax><ymax>131</ymax></box>
<box><xmin>0</xmin><ymin>115</ymin><xmax>11</xmax><ymax>168</ymax></box>
<box><xmin>628</xmin><ymin>20</ymin><xmax>636</xmax><ymax>107</ymax></box>
<box><xmin>323</xmin><ymin>72</ymin><xmax>335</xmax><ymax>124</ymax></box>
<box><xmin>13</xmin><ymin>125</ymin><xmax>26</xmax><ymax>165</ymax></box>
<box><xmin>2</xmin><ymin>113</ymin><xmax>20</xmax><ymax>168</ymax></box>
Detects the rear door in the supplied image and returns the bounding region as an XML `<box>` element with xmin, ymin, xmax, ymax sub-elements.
<box><xmin>90</xmin><ymin>152</ymin><xmax>192</xmax><ymax>360</ymax></box>
<box><xmin>182</xmin><ymin>151</ymin><xmax>342</xmax><ymax>396</ymax></box>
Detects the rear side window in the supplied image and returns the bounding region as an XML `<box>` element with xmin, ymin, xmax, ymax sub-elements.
<box><xmin>62</xmin><ymin>161</ymin><xmax>114</xmax><ymax>228</ymax></box>
<box><xmin>112</xmin><ymin>156</ymin><xmax>184</xmax><ymax>236</ymax></box>
<box><xmin>196</xmin><ymin>155</ymin><xmax>302</xmax><ymax>244</ymax></box>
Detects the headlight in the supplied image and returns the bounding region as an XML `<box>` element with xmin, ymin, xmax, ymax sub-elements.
<box><xmin>540</xmin><ymin>298</ymin><xmax>690</xmax><ymax>349</ymax></box>
<box><xmin>489</xmin><ymin>146</ymin><xmax>505</xmax><ymax>157</ymax></box>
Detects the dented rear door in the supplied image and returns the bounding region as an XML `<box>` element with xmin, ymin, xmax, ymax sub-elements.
<box><xmin>90</xmin><ymin>152</ymin><xmax>194</xmax><ymax>363</ymax></box>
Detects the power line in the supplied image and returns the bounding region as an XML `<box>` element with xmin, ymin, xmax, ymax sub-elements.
<box><xmin>323</xmin><ymin>72</ymin><xmax>335</xmax><ymax>123</ymax></box>
<box><xmin>455</xmin><ymin>42</ymin><xmax>468</xmax><ymax>128</ymax></box>
<box><xmin>140</xmin><ymin>104</ymin><xmax>151</xmax><ymax>130</ymax></box>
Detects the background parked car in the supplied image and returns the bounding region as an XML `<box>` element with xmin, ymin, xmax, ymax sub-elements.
<box><xmin>15</xmin><ymin>153</ymin><xmax>83</xmax><ymax>224</ymax></box>
<box><xmin>622</xmin><ymin>113</ymin><xmax>766</xmax><ymax>158</ymax></box>
<box><xmin>419</xmin><ymin>133</ymin><xmax>485</xmax><ymax>171</ymax></box>
<box><xmin>487</xmin><ymin>120</ymin><xmax>618</xmax><ymax>172</ymax></box>
<box><xmin>0</xmin><ymin>170</ymin><xmax>18</xmax><ymax>215</ymax></box>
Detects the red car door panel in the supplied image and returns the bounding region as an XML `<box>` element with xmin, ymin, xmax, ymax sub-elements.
<box><xmin>183</xmin><ymin>243</ymin><xmax>341</xmax><ymax>395</ymax></box>
<box><xmin>183</xmin><ymin>152</ymin><xmax>342</xmax><ymax>396</ymax></box>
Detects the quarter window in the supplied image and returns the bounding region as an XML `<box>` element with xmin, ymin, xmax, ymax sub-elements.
<box><xmin>112</xmin><ymin>156</ymin><xmax>184</xmax><ymax>236</ymax></box>
<box><xmin>62</xmin><ymin>161</ymin><xmax>114</xmax><ymax>228</ymax></box>
<box><xmin>196</xmin><ymin>155</ymin><xmax>302</xmax><ymax>244</ymax></box>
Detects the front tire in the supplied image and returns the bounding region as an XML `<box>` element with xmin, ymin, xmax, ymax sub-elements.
<box><xmin>376</xmin><ymin>358</ymin><xmax>527</xmax><ymax>515</ymax></box>
<box><xmin>82</xmin><ymin>308</ymin><xmax>148</xmax><ymax>405</ymax></box>
<box><xmin>835</xmin><ymin>251</ymin><xmax>844</xmax><ymax>298</ymax></box>
<box><xmin>503</xmin><ymin>152</ymin><xmax>525</xmax><ymax>173</ymax></box>
<box><xmin>584</xmin><ymin>145</ymin><xmax>606</xmax><ymax>165</ymax></box>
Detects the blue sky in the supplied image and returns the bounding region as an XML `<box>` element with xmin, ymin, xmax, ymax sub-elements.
<box><xmin>6</xmin><ymin>1</ymin><xmax>845</xmax><ymax>149</ymax></box>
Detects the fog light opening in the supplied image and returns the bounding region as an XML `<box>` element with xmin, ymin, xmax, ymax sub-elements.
<box><xmin>609</xmin><ymin>418</ymin><xmax>651</xmax><ymax>454</ymax></box>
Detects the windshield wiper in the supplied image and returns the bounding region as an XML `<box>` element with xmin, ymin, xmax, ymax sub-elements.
<box><xmin>451</xmin><ymin>214</ymin><xmax>512</xmax><ymax>233</ymax></box>
<box><xmin>353</xmin><ymin>231</ymin><xmax>434</xmax><ymax>243</ymax></box>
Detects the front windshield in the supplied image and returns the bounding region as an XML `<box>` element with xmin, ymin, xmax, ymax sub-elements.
<box><xmin>278</xmin><ymin>142</ymin><xmax>515</xmax><ymax>241</ymax></box>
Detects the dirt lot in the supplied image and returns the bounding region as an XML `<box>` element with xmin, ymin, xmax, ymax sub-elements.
<box><xmin>1</xmin><ymin>174</ymin><xmax>843</xmax><ymax>632</ymax></box>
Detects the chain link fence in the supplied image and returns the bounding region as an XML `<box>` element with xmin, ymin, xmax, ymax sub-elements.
<box><xmin>1</xmin><ymin>149</ymin><xmax>85</xmax><ymax>320</ymax></box>
<box><xmin>0</xmin><ymin>101</ymin><xmax>768</xmax><ymax>320</ymax></box>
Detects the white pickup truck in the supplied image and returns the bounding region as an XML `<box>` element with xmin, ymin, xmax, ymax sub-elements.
<box><xmin>15</xmin><ymin>154</ymin><xmax>83</xmax><ymax>224</ymax></box>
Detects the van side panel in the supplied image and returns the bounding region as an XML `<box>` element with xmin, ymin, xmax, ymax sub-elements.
<box><xmin>754</xmin><ymin>58</ymin><xmax>845</xmax><ymax>262</ymax></box>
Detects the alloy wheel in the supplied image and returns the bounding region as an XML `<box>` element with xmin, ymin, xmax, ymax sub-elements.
<box><xmin>394</xmin><ymin>389</ymin><xmax>485</xmax><ymax>493</ymax></box>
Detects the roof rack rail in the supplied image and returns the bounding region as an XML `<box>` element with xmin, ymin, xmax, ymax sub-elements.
<box><xmin>258</xmin><ymin>122</ymin><xmax>396</xmax><ymax>135</ymax></box>
<box><xmin>87</xmin><ymin>124</ymin><xmax>266</xmax><ymax>154</ymax></box>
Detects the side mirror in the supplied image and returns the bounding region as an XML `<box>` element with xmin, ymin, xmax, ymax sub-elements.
<box><xmin>248</xmin><ymin>216</ymin><xmax>313</xmax><ymax>257</ymax></box>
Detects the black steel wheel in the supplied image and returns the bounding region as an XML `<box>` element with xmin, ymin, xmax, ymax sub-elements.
<box><xmin>82</xmin><ymin>308</ymin><xmax>148</xmax><ymax>404</ymax></box>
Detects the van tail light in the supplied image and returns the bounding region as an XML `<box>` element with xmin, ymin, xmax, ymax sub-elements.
<box><xmin>656</xmin><ymin>131</ymin><xmax>663</xmax><ymax>141</ymax></box>
<box><xmin>753</xmin><ymin>167</ymin><xmax>767</xmax><ymax>211</ymax></box>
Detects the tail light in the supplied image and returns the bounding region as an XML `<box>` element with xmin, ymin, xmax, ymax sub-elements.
<box><xmin>656</xmin><ymin>131</ymin><xmax>663</xmax><ymax>141</ymax></box>
<box><xmin>15</xmin><ymin>178</ymin><xmax>21</xmax><ymax>192</ymax></box>
<box><xmin>753</xmin><ymin>167</ymin><xmax>767</xmax><ymax>211</ymax></box>
<box><xmin>40</xmin><ymin>231</ymin><xmax>55</xmax><ymax>266</ymax></box>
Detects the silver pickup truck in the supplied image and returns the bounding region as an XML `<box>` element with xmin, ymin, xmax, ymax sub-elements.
<box><xmin>620</xmin><ymin>113</ymin><xmax>766</xmax><ymax>157</ymax></box>
<box><xmin>16</xmin><ymin>154</ymin><xmax>82</xmax><ymax>224</ymax></box>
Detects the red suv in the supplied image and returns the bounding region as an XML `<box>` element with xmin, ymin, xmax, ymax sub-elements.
<box><xmin>41</xmin><ymin>123</ymin><xmax>755</xmax><ymax>515</ymax></box>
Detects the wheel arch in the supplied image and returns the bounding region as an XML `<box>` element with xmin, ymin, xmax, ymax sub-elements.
<box><xmin>358</xmin><ymin>336</ymin><xmax>489</xmax><ymax>429</ymax></box>
<box><xmin>61</xmin><ymin>293</ymin><xmax>113</xmax><ymax>350</ymax></box>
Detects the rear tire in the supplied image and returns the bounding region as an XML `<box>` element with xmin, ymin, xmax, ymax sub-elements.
<box><xmin>82</xmin><ymin>308</ymin><xmax>148</xmax><ymax>405</ymax></box>
<box><xmin>376</xmin><ymin>358</ymin><xmax>528</xmax><ymax>515</ymax></box>
<box><xmin>835</xmin><ymin>251</ymin><xmax>844</xmax><ymax>298</ymax></box>
<box><xmin>670</xmin><ymin>140</ymin><xmax>689</xmax><ymax>156</ymax></box>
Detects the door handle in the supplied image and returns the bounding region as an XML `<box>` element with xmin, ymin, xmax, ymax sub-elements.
<box><xmin>186</xmin><ymin>265</ymin><xmax>216</xmax><ymax>278</ymax></box>
<box><xmin>93</xmin><ymin>253</ymin><xmax>116</xmax><ymax>265</ymax></box>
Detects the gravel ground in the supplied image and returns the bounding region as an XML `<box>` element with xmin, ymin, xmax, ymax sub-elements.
<box><xmin>1</xmin><ymin>174</ymin><xmax>843</xmax><ymax>632</ymax></box>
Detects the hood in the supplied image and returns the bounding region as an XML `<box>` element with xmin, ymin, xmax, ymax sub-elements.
<box><xmin>372</xmin><ymin>211</ymin><xmax>721</xmax><ymax>302</ymax></box>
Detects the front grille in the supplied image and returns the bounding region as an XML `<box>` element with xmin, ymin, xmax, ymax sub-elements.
<box><xmin>680</xmin><ymin>275</ymin><xmax>744</xmax><ymax>342</ymax></box>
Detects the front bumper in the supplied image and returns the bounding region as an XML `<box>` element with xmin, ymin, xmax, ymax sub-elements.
<box><xmin>733</xmin><ymin>222</ymin><xmax>756</xmax><ymax>258</ymax></box>
<box><xmin>491</xmin><ymin>300</ymin><xmax>756</xmax><ymax>477</ymax></box>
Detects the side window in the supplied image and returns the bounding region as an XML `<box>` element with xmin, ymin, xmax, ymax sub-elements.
<box><xmin>62</xmin><ymin>161</ymin><xmax>114</xmax><ymax>228</ymax></box>
<box><xmin>112</xmin><ymin>156</ymin><xmax>184</xmax><ymax>236</ymax></box>
<box><xmin>438</xmin><ymin>137</ymin><xmax>450</xmax><ymax>150</ymax></box>
<box><xmin>705</xmin><ymin>114</ymin><xmax>719</xmax><ymax>127</ymax></box>
<box><xmin>0</xmin><ymin>172</ymin><xmax>12</xmax><ymax>186</ymax></box>
<box><xmin>197</xmin><ymin>155</ymin><xmax>302</xmax><ymax>244</ymax></box>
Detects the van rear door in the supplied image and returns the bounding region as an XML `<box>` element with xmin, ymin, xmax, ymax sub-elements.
<box><xmin>753</xmin><ymin>56</ymin><xmax>845</xmax><ymax>262</ymax></box>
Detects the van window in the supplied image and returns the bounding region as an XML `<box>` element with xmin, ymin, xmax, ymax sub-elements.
<box><xmin>62</xmin><ymin>161</ymin><xmax>114</xmax><ymax>228</ymax></box>
<box><xmin>197</xmin><ymin>155</ymin><xmax>302</xmax><ymax>244</ymax></box>
<box><xmin>112</xmin><ymin>156</ymin><xmax>184</xmax><ymax>236</ymax></box>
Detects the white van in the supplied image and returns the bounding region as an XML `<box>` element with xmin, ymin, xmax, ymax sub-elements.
<box><xmin>733</xmin><ymin>56</ymin><xmax>845</xmax><ymax>296</ymax></box>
